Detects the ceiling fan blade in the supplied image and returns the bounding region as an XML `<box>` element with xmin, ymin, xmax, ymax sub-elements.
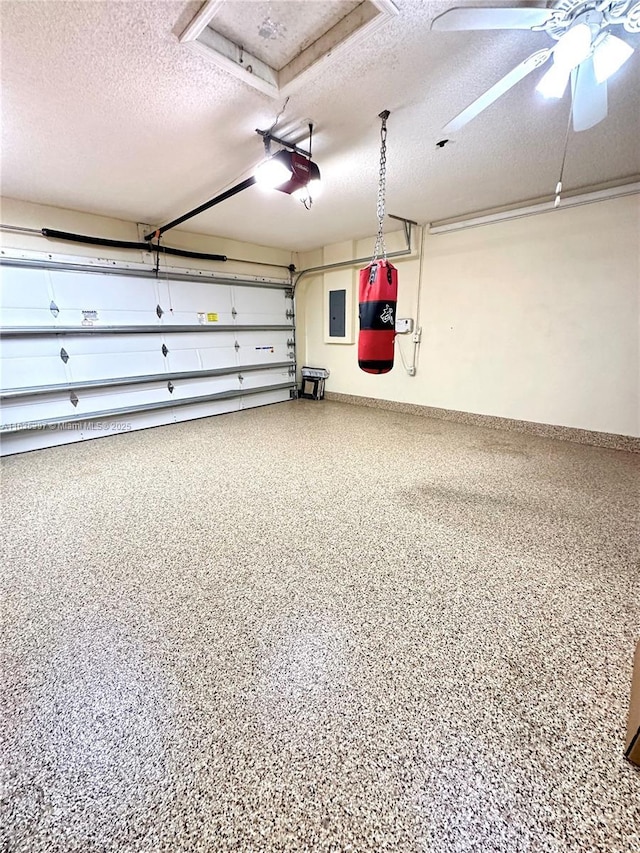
<box><xmin>442</xmin><ymin>48</ymin><xmax>552</xmax><ymax>133</ymax></box>
<box><xmin>431</xmin><ymin>6</ymin><xmax>554</xmax><ymax>31</ymax></box>
<box><xmin>571</xmin><ymin>57</ymin><xmax>608</xmax><ymax>131</ymax></box>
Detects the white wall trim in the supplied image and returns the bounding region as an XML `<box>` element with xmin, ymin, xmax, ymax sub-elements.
<box><xmin>428</xmin><ymin>181</ymin><xmax>640</xmax><ymax>234</ymax></box>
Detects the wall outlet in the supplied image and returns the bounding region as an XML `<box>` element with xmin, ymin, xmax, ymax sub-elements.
<box><xmin>395</xmin><ymin>317</ymin><xmax>414</xmax><ymax>334</ymax></box>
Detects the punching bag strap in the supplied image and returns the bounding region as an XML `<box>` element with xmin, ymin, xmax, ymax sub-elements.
<box><xmin>371</xmin><ymin>110</ymin><xmax>390</xmax><ymax>264</ymax></box>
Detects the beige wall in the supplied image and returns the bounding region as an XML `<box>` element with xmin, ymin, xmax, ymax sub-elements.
<box><xmin>3</xmin><ymin>195</ymin><xmax>638</xmax><ymax>437</ymax></box>
<box><xmin>0</xmin><ymin>197</ymin><xmax>293</xmax><ymax>279</ymax></box>
<box><xmin>296</xmin><ymin>195</ymin><xmax>640</xmax><ymax>437</ymax></box>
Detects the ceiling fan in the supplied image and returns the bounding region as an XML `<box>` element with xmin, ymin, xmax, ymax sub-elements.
<box><xmin>432</xmin><ymin>1</ymin><xmax>639</xmax><ymax>132</ymax></box>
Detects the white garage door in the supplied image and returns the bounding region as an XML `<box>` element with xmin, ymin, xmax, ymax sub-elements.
<box><xmin>0</xmin><ymin>261</ymin><xmax>296</xmax><ymax>455</ymax></box>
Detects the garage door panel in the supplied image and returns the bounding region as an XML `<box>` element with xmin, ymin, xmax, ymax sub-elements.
<box><xmin>96</xmin><ymin>409</ymin><xmax>178</xmax><ymax>433</ymax></box>
<box><xmin>232</xmin><ymin>285</ymin><xmax>291</xmax><ymax>325</ymax></box>
<box><xmin>1</xmin><ymin>383</ymin><xmax>173</xmax><ymax>427</ymax></box>
<box><xmin>164</xmin><ymin>349</ymin><xmax>200</xmax><ymax>373</ymax></box>
<box><xmin>0</xmin><ymin>337</ymin><xmax>70</xmax><ymax>389</ymax></box>
<box><xmin>1</xmin><ymin>354</ymin><xmax>69</xmax><ymax>390</ymax></box>
<box><xmin>50</xmin><ymin>271</ymin><xmax>160</xmax><ymax>326</ymax></box>
<box><xmin>0</xmin><ymin>267</ymin><xmax>54</xmax><ymax>325</ymax></box>
<box><xmin>62</xmin><ymin>334</ymin><xmax>167</xmax><ymax>382</ymax></box>
<box><xmin>69</xmin><ymin>381</ymin><xmax>177</xmax><ymax>415</ymax></box>
<box><xmin>163</xmin><ymin>281</ymin><xmax>234</xmax><ymax>325</ymax></box>
<box><xmin>161</xmin><ymin>312</ymin><xmax>235</xmax><ymax>328</ymax></box>
<box><xmin>198</xmin><ymin>347</ymin><xmax>239</xmax><ymax>371</ymax></box>
<box><xmin>162</xmin><ymin>331</ymin><xmax>236</xmax><ymax>350</ymax></box>
<box><xmin>169</xmin><ymin>374</ymin><xmax>240</xmax><ymax>400</ymax></box>
<box><xmin>0</xmin><ymin>409</ymin><xmax>174</xmax><ymax>455</ymax></box>
<box><xmin>1</xmin><ymin>424</ymin><xmax>88</xmax><ymax>455</ymax></box>
<box><xmin>236</xmin><ymin>329</ymin><xmax>293</xmax><ymax>365</ymax></box>
<box><xmin>1</xmin><ymin>392</ymin><xmax>83</xmax><ymax>427</ymax></box>
<box><xmin>172</xmin><ymin>397</ymin><xmax>242</xmax><ymax>423</ymax></box>
<box><xmin>163</xmin><ymin>331</ymin><xmax>237</xmax><ymax>373</ymax></box>
<box><xmin>241</xmin><ymin>388</ymin><xmax>292</xmax><ymax>409</ymax></box>
<box><xmin>189</xmin><ymin>332</ymin><xmax>239</xmax><ymax>371</ymax></box>
<box><xmin>240</xmin><ymin>367</ymin><xmax>293</xmax><ymax>390</ymax></box>
<box><xmin>0</xmin><ymin>262</ymin><xmax>294</xmax><ymax>455</ymax></box>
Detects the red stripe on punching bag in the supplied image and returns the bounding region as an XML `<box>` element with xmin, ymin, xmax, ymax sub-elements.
<box><xmin>358</xmin><ymin>260</ymin><xmax>397</xmax><ymax>374</ymax></box>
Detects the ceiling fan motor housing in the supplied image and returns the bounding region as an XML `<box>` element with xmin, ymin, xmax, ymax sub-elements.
<box><xmin>431</xmin><ymin>0</ymin><xmax>637</xmax><ymax>134</ymax></box>
<box><xmin>547</xmin><ymin>0</ymin><xmax>628</xmax><ymax>40</ymax></box>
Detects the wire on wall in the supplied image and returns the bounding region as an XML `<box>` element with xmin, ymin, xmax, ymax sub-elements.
<box><xmin>393</xmin><ymin>223</ymin><xmax>425</xmax><ymax>377</ymax></box>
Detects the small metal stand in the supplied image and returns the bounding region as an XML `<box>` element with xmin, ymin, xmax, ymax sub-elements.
<box><xmin>299</xmin><ymin>366</ymin><xmax>329</xmax><ymax>400</ymax></box>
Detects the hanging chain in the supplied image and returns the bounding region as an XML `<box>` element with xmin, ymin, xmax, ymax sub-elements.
<box><xmin>554</xmin><ymin>96</ymin><xmax>573</xmax><ymax>208</ymax></box>
<box><xmin>372</xmin><ymin>110</ymin><xmax>390</xmax><ymax>263</ymax></box>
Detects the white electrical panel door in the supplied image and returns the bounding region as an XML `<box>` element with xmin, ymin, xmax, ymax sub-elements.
<box><xmin>0</xmin><ymin>263</ymin><xmax>295</xmax><ymax>456</ymax></box>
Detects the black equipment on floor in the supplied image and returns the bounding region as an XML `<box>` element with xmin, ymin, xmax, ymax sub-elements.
<box><xmin>299</xmin><ymin>366</ymin><xmax>329</xmax><ymax>400</ymax></box>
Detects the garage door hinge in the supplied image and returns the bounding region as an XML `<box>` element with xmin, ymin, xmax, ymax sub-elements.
<box><xmin>70</xmin><ymin>392</ymin><xmax>78</xmax><ymax>407</ymax></box>
<box><xmin>167</xmin><ymin>381</ymin><xmax>174</xmax><ymax>393</ymax></box>
<box><xmin>231</xmin><ymin>307</ymin><xmax>237</xmax><ymax>318</ymax></box>
<box><xmin>162</xmin><ymin>344</ymin><xmax>169</xmax><ymax>357</ymax></box>
<box><xmin>60</xmin><ymin>348</ymin><xmax>69</xmax><ymax>364</ymax></box>
<box><xmin>286</xmin><ymin>309</ymin><xmax>294</xmax><ymax>320</ymax></box>
<box><xmin>50</xmin><ymin>301</ymin><xmax>60</xmax><ymax>318</ymax></box>
<box><xmin>288</xmin><ymin>365</ymin><xmax>296</xmax><ymax>376</ymax></box>
<box><xmin>156</xmin><ymin>304</ymin><xmax>164</xmax><ymax>318</ymax></box>
<box><xmin>287</xmin><ymin>338</ymin><xmax>294</xmax><ymax>348</ymax></box>
<box><xmin>234</xmin><ymin>342</ymin><xmax>240</xmax><ymax>351</ymax></box>
<box><xmin>238</xmin><ymin>374</ymin><xmax>244</xmax><ymax>383</ymax></box>
<box><xmin>285</xmin><ymin>288</ymin><xmax>293</xmax><ymax>299</ymax></box>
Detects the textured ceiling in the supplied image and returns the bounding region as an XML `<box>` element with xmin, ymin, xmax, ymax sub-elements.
<box><xmin>210</xmin><ymin>0</ymin><xmax>362</xmax><ymax>69</ymax></box>
<box><xmin>1</xmin><ymin>0</ymin><xmax>639</xmax><ymax>251</ymax></box>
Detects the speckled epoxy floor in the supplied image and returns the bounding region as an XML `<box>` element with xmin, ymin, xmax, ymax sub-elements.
<box><xmin>1</xmin><ymin>400</ymin><xmax>639</xmax><ymax>852</ymax></box>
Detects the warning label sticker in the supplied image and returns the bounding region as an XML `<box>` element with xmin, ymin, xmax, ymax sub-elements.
<box><xmin>82</xmin><ymin>309</ymin><xmax>98</xmax><ymax>326</ymax></box>
<box><xmin>207</xmin><ymin>313</ymin><xmax>218</xmax><ymax>322</ymax></box>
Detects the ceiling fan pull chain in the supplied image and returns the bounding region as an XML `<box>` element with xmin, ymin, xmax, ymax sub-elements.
<box><xmin>555</xmin><ymin>99</ymin><xmax>574</xmax><ymax>208</ymax></box>
<box><xmin>372</xmin><ymin>110</ymin><xmax>390</xmax><ymax>263</ymax></box>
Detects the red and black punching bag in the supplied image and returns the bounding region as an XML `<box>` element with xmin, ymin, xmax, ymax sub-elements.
<box><xmin>358</xmin><ymin>259</ymin><xmax>397</xmax><ymax>374</ymax></box>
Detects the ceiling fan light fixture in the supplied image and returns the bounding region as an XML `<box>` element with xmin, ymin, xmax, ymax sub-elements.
<box><xmin>536</xmin><ymin>63</ymin><xmax>570</xmax><ymax>98</ymax></box>
<box><xmin>553</xmin><ymin>22</ymin><xmax>593</xmax><ymax>70</ymax></box>
<box><xmin>433</xmin><ymin>3</ymin><xmax>624</xmax><ymax>133</ymax></box>
<box><xmin>254</xmin><ymin>150</ymin><xmax>293</xmax><ymax>190</ymax></box>
<box><xmin>592</xmin><ymin>32</ymin><xmax>634</xmax><ymax>83</ymax></box>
